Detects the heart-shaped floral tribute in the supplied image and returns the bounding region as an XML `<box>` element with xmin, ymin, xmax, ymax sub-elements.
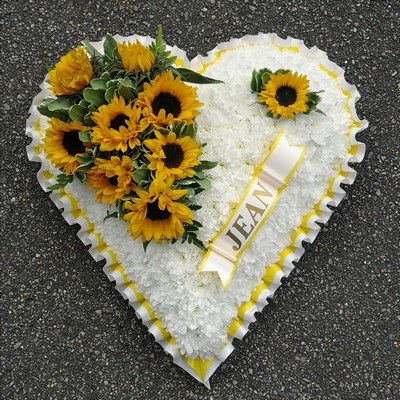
<box><xmin>26</xmin><ymin>28</ymin><xmax>367</xmax><ymax>387</ymax></box>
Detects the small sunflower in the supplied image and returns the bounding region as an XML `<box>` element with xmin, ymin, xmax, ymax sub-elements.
<box><xmin>123</xmin><ymin>177</ymin><xmax>193</xmax><ymax>243</ymax></box>
<box><xmin>144</xmin><ymin>130</ymin><xmax>202</xmax><ymax>180</ymax></box>
<box><xmin>48</xmin><ymin>47</ymin><xmax>93</xmax><ymax>96</ymax></box>
<box><xmin>117</xmin><ymin>40</ymin><xmax>155</xmax><ymax>73</ymax></box>
<box><xmin>136</xmin><ymin>71</ymin><xmax>203</xmax><ymax>128</ymax></box>
<box><xmin>258</xmin><ymin>71</ymin><xmax>309</xmax><ymax>119</ymax></box>
<box><xmin>86</xmin><ymin>156</ymin><xmax>136</xmax><ymax>204</ymax></box>
<box><xmin>91</xmin><ymin>95</ymin><xmax>145</xmax><ymax>152</ymax></box>
<box><xmin>43</xmin><ymin>118</ymin><xmax>90</xmax><ymax>175</ymax></box>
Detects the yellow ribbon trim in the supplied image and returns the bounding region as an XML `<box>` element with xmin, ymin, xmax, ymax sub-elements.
<box><xmin>182</xmin><ymin>356</ymin><xmax>215</xmax><ymax>382</ymax></box>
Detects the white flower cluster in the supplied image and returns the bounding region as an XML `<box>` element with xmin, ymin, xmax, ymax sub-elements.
<box><xmin>62</xmin><ymin>39</ymin><xmax>351</xmax><ymax>359</ymax></box>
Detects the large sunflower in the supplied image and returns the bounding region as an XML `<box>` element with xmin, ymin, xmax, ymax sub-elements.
<box><xmin>123</xmin><ymin>178</ymin><xmax>193</xmax><ymax>243</ymax></box>
<box><xmin>136</xmin><ymin>71</ymin><xmax>203</xmax><ymax>128</ymax></box>
<box><xmin>144</xmin><ymin>130</ymin><xmax>202</xmax><ymax>180</ymax></box>
<box><xmin>91</xmin><ymin>95</ymin><xmax>145</xmax><ymax>152</ymax></box>
<box><xmin>117</xmin><ymin>40</ymin><xmax>155</xmax><ymax>73</ymax></box>
<box><xmin>43</xmin><ymin>118</ymin><xmax>90</xmax><ymax>175</ymax></box>
<box><xmin>48</xmin><ymin>47</ymin><xmax>93</xmax><ymax>96</ymax></box>
<box><xmin>258</xmin><ymin>71</ymin><xmax>309</xmax><ymax>119</ymax></box>
<box><xmin>86</xmin><ymin>156</ymin><xmax>136</xmax><ymax>204</ymax></box>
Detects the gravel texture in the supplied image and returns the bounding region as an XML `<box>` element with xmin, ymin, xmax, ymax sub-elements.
<box><xmin>1</xmin><ymin>0</ymin><xmax>399</xmax><ymax>399</ymax></box>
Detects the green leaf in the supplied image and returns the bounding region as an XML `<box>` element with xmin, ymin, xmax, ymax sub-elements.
<box><xmin>261</xmin><ymin>72</ymin><xmax>271</xmax><ymax>86</ymax></box>
<box><xmin>192</xmin><ymin>220</ymin><xmax>202</xmax><ymax>228</ymax></box>
<box><xmin>195</xmin><ymin>170</ymin><xmax>205</xmax><ymax>179</ymax></box>
<box><xmin>47</xmin><ymin>182</ymin><xmax>66</xmax><ymax>191</ymax></box>
<box><xmin>194</xmin><ymin>177</ymin><xmax>211</xmax><ymax>190</ymax></box>
<box><xmin>250</xmin><ymin>68</ymin><xmax>272</xmax><ymax>93</ymax></box>
<box><xmin>184</xmin><ymin>188</ymin><xmax>196</xmax><ymax>198</ymax></box>
<box><xmin>47</xmin><ymin>173</ymin><xmax>73</xmax><ymax>191</ymax></box>
<box><xmin>132</xmin><ymin>167</ymin><xmax>150</xmax><ymax>184</ymax></box>
<box><xmin>79</xmin><ymin>99</ymin><xmax>90</xmax><ymax>108</ymax></box>
<box><xmin>175</xmin><ymin>178</ymin><xmax>197</xmax><ymax>186</ymax></box>
<box><xmin>83</xmin><ymin>88</ymin><xmax>107</xmax><ymax>107</ymax></box>
<box><xmin>155</xmin><ymin>25</ymin><xmax>166</xmax><ymax>53</ymax></box>
<box><xmin>274</xmin><ymin>68</ymin><xmax>290</xmax><ymax>76</ymax></box>
<box><xmin>118</xmin><ymin>84</ymin><xmax>134</xmax><ymax>102</ymax></box>
<box><xmin>37</xmin><ymin>104</ymin><xmax>69</xmax><ymax>121</ymax></box>
<box><xmin>79</xmin><ymin>129</ymin><xmax>91</xmax><ymax>142</ymax></box>
<box><xmin>142</xmin><ymin>241</ymin><xmax>150</xmax><ymax>252</ymax></box>
<box><xmin>121</xmin><ymin>193</ymin><xmax>137</xmax><ymax>201</ymax></box>
<box><xmin>192</xmin><ymin>237</ymin><xmax>207</xmax><ymax>251</ymax></box>
<box><xmin>184</xmin><ymin>225</ymin><xmax>199</xmax><ymax>232</ymax></box>
<box><xmin>196</xmin><ymin>160</ymin><xmax>218</xmax><ymax>171</ymax></box>
<box><xmin>171</xmin><ymin>67</ymin><xmax>224</xmax><ymax>85</ymax></box>
<box><xmin>82</xmin><ymin>40</ymin><xmax>102</xmax><ymax>58</ymax></box>
<box><xmin>48</xmin><ymin>97</ymin><xmax>72</xmax><ymax>112</ymax></box>
<box><xmin>182</xmin><ymin>123</ymin><xmax>196</xmax><ymax>138</ymax></box>
<box><xmin>156</xmin><ymin>127</ymin><xmax>171</xmax><ymax>136</ymax></box>
<box><xmin>90</xmin><ymin>78</ymin><xmax>107</xmax><ymax>90</ymax></box>
<box><xmin>105</xmin><ymin>87</ymin><xmax>117</xmax><ymax>103</ymax></box>
<box><xmin>100</xmin><ymin>71</ymin><xmax>111</xmax><ymax>81</ymax></box>
<box><xmin>121</xmin><ymin>77</ymin><xmax>136</xmax><ymax>89</ymax></box>
<box><xmin>106</xmin><ymin>79</ymin><xmax>120</xmax><ymax>88</ymax></box>
<box><xmin>103</xmin><ymin>35</ymin><xmax>118</xmax><ymax>59</ymax></box>
<box><xmin>84</xmin><ymin>112</ymin><xmax>95</xmax><ymax>126</ymax></box>
<box><xmin>75</xmin><ymin>163</ymin><xmax>93</xmax><ymax>173</ymax></box>
<box><xmin>188</xmin><ymin>204</ymin><xmax>202</xmax><ymax>211</ymax></box>
<box><xmin>104</xmin><ymin>211</ymin><xmax>118</xmax><ymax>221</ymax></box>
<box><xmin>75</xmin><ymin>154</ymin><xmax>93</xmax><ymax>165</ymax></box>
<box><xmin>69</xmin><ymin>104</ymin><xmax>87</xmax><ymax>122</ymax></box>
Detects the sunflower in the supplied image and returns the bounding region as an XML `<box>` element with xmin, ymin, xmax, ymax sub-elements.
<box><xmin>123</xmin><ymin>177</ymin><xmax>193</xmax><ymax>243</ymax></box>
<box><xmin>117</xmin><ymin>40</ymin><xmax>155</xmax><ymax>73</ymax></box>
<box><xmin>86</xmin><ymin>156</ymin><xmax>136</xmax><ymax>204</ymax></box>
<box><xmin>258</xmin><ymin>71</ymin><xmax>309</xmax><ymax>119</ymax></box>
<box><xmin>43</xmin><ymin>118</ymin><xmax>90</xmax><ymax>175</ymax></box>
<box><xmin>136</xmin><ymin>71</ymin><xmax>203</xmax><ymax>128</ymax></box>
<box><xmin>144</xmin><ymin>130</ymin><xmax>202</xmax><ymax>180</ymax></box>
<box><xmin>91</xmin><ymin>95</ymin><xmax>145</xmax><ymax>152</ymax></box>
<box><xmin>47</xmin><ymin>47</ymin><xmax>93</xmax><ymax>96</ymax></box>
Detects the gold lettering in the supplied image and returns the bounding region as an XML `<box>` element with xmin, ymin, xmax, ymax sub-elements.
<box><xmin>245</xmin><ymin>202</ymin><xmax>265</xmax><ymax>226</ymax></box>
<box><xmin>252</xmin><ymin>180</ymin><xmax>273</xmax><ymax>207</ymax></box>
<box><xmin>232</xmin><ymin>214</ymin><xmax>254</xmax><ymax>239</ymax></box>
<box><xmin>226</xmin><ymin>214</ymin><xmax>255</xmax><ymax>251</ymax></box>
<box><xmin>226</xmin><ymin>229</ymin><xmax>242</xmax><ymax>252</ymax></box>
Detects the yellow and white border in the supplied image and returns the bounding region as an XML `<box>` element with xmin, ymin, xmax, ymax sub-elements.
<box><xmin>26</xmin><ymin>33</ymin><xmax>367</xmax><ymax>388</ymax></box>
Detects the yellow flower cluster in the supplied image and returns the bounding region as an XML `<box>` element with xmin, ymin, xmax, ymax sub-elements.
<box><xmin>42</xmin><ymin>37</ymin><xmax>206</xmax><ymax>245</ymax></box>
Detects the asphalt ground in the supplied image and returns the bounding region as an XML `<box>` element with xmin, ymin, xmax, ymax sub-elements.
<box><xmin>1</xmin><ymin>0</ymin><xmax>399</xmax><ymax>399</ymax></box>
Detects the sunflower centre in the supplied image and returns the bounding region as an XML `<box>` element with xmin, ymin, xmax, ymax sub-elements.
<box><xmin>109</xmin><ymin>176</ymin><xmax>119</xmax><ymax>186</ymax></box>
<box><xmin>62</xmin><ymin>130</ymin><xmax>85</xmax><ymax>155</ymax></box>
<box><xmin>146</xmin><ymin>200</ymin><xmax>171</xmax><ymax>221</ymax></box>
<box><xmin>152</xmin><ymin>93</ymin><xmax>181</xmax><ymax>117</ymax></box>
<box><xmin>163</xmin><ymin>143</ymin><xmax>184</xmax><ymax>168</ymax></box>
<box><xmin>276</xmin><ymin>86</ymin><xmax>297</xmax><ymax>106</ymax></box>
<box><xmin>110</xmin><ymin>114</ymin><xmax>129</xmax><ymax>130</ymax></box>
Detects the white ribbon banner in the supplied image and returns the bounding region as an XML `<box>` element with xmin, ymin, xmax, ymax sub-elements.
<box><xmin>198</xmin><ymin>130</ymin><xmax>306</xmax><ymax>289</ymax></box>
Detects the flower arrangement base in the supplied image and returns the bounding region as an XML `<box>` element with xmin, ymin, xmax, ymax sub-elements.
<box><xmin>26</xmin><ymin>32</ymin><xmax>367</xmax><ymax>387</ymax></box>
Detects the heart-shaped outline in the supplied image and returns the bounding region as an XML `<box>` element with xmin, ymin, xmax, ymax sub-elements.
<box><xmin>26</xmin><ymin>32</ymin><xmax>367</xmax><ymax>387</ymax></box>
